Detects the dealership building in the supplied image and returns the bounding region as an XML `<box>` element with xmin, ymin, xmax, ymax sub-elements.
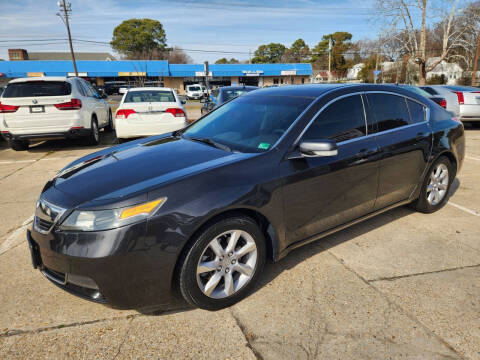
<box><xmin>0</xmin><ymin>59</ymin><xmax>312</xmax><ymax>94</ymax></box>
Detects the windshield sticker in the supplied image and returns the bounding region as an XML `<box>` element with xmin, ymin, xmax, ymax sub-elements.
<box><xmin>258</xmin><ymin>142</ymin><xmax>270</xmax><ymax>150</ymax></box>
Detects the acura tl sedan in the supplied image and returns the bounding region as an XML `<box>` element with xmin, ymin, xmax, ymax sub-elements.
<box><xmin>27</xmin><ymin>84</ymin><xmax>465</xmax><ymax>311</ymax></box>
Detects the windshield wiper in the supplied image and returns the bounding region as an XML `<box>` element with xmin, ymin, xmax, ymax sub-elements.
<box><xmin>184</xmin><ymin>136</ymin><xmax>232</xmax><ymax>152</ymax></box>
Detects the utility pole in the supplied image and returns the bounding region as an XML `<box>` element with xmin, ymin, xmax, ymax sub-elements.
<box><xmin>57</xmin><ymin>0</ymin><xmax>78</xmax><ymax>77</ymax></box>
<box><xmin>374</xmin><ymin>38</ymin><xmax>380</xmax><ymax>84</ymax></box>
<box><xmin>471</xmin><ymin>32</ymin><xmax>480</xmax><ymax>86</ymax></box>
<box><xmin>204</xmin><ymin>61</ymin><xmax>210</xmax><ymax>97</ymax></box>
<box><xmin>328</xmin><ymin>37</ymin><xmax>333</xmax><ymax>82</ymax></box>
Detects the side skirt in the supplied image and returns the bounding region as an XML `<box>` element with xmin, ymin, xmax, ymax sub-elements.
<box><xmin>275</xmin><ymin>198</ymin><xmax>413</xmax><ymax>262</ymax></box>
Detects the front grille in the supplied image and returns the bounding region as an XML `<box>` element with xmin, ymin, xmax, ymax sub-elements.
<box><xmin>34</xmin><ymin>216</ymin><xmax>52</xmax><ymax>232</ymax></box>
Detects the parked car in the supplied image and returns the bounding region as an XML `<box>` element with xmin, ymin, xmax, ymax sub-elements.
<box><xmin>0</xmin><ymin>76</ymin><xmax>112</xmax><ymax>150</ymax></box>
<box><xmin>104</xmin><ymin>81</ymin><xmax>127</xmax><ymax>95</ymax></box>
<box><xmin>27</xmin><ymin>84</ymin><xmax>464</xmax><ymax>311</ymax></box>
<box><xmin>201</xmin><ymin>85</ymin><xmax>258</xmax><ymax>115</ymax></box>
<box><xmin>395</xmin><ymin>84</ymin><xmax>447</xmax><ymax>109</ymax></box>
<box><xmin>186</xmin><ymin>84</ymin><xmax>203</xmax><ymax>100</ymax></box>
<box><xmin>421</xmin><ymin>85</ymin><xmax>480</xmax><ymax>127</ymax></box>
<box><xmin>115</xmin><ymin>87</ymin><xmax>187</xmax><ymax>140</ymax></box>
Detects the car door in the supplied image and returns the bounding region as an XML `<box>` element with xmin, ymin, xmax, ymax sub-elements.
<box><xmin>366</xmin><ymin>92</ymin><xmax>432</xmax><ymax>210</ymax></box>
<box><xmin>282</xmin><ymin>93</ymin><xmax>380</xmax><ymax>244</ymax></box>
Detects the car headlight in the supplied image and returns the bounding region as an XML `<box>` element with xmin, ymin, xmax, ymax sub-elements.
<box><xmin>58</xmin><ymin>198</ymin><xmax>167</xmax><ymax>231</ymax></box>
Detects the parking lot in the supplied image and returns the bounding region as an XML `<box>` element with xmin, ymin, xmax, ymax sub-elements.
<box><xmin>0</xmin><ymin>124</ymin><xmax>478</xmax><ymax>359</ymax></box>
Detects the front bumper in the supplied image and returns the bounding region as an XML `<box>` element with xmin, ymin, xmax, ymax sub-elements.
<box><xmin>27</xmin><ymin>218</ymin><xmax>182</xmax><ymax>310</ymax></box>
<box><xmin>2</xmin><ymin>128</ymin><xmax>91</xmax><ymax>142</ymax></box>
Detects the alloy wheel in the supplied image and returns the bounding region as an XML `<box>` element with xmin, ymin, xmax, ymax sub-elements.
<box><xmin>196</xmin><ymin>230</ymin><xmax>258</xmax><ymax>299</ymax></box>
<box><xmin>426</xmin><ymin>163</ymin><xmax>449</xmax><ymax>206</ymax></box>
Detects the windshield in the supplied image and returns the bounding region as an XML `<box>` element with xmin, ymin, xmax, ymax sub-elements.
<box><xmin>124</xmin><ymin>90</ymin><xmax>175</xmax><ymax>103</ymax></box>
<box><xmin>183</xmin><ymin>94</ymin><xmax>313</xmax><ymax>153</ymax></box>
<box><xmin>188</xmin><ymin>86</ymin><xmax>201</xmax><ymax>91</ymax></box>
<box><xmin>3</xmin><ymin>81</ymin><xmax>71</xmax><ymax>98</ymax></box>
<box><xmin>223</xmin><ymin>89</ymin><xmax>249</xmax><ymax>102</ymax></box>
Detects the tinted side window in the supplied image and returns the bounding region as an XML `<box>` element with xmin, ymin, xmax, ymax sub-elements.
<box><xmin>303</xmin><ymin>95</ymin><xmax>366</xmax><ymax>142</ymax></box>
<box><xmin>367</xmin><ymin>94</ymin><xmax>410</xmax><ymax>132</ymax></box>
<box><xmin>407</xmin><ymin>100</ymin><xmax>426</xmax><ymax>123</ymax></box>
<box><xmin>80</xmin><ymin>80</ymin><xmax>94</xmax><ymax>97</ymax></box>
<box><xmin>74</xmin><ymin>80</ymin><xmax>87</xmax><ymax>97</ymax></box>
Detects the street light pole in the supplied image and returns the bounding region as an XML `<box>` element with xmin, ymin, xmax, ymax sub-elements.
<box><xmin>57</xmin><ymin>0</ymin><xmax>78</xmax><ymax>77</ymax></box>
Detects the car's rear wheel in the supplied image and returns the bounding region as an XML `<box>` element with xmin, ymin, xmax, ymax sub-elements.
<box><xmin>412</xmin><ymin>156</ymin><xmax>453</xmax><ymax>213</ymax></box>
<box><xmin>179</xmin><ymin>215</ymin><xmax>266</xmax><ymax>310</ymax></box>
<box><xmin>104</xmin><ymin>111</ymin><xmax>114</xmax><ymax>132</ymax></box>
<box><xmin>86</xmin><ymin>118</ymin><xmax>100</xmax><ymax>146</ymax></box>
<box><xmin>8</xmin><ymin>139</ymin><xmax>29</xmax><ymax>151</ymax></box>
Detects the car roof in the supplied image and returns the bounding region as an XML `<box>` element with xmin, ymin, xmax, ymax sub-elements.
<box><xmin>219</xmin><ymin>86</ymin><xmax>258</xmax><ymax>91</ymax></box>
<box><xmin>126</xmin><ymin>87</ymin><xmax>174</xmax><ymax>92</ymax></box>
<box><xmin>246</xmin><ymin>84</ymin><xmax>351</xmax><ymax>98</ymax></box>
<box><xmin>9</xmin><ymin>76</ymin><xmax>69</xmax><ymax>83</ymax></box>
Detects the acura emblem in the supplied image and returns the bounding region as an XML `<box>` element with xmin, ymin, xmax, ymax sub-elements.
<box><xmin>32</xmin><ymin>99</ymin><xmax>38</xmax><ymax>104</ymax></box>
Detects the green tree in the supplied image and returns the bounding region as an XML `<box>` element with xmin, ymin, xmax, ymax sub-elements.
<box><xmin>111</xmin><ymin>18</ymin><xmax>167</xmax><ymax>60</ymax></box>
<box><xmin>311</xmin><ymin>32</ymin><xmax>353</xmax><ymax>75</ymax></box>
<box><xmin>251</xmin><ymin>43</ymin><xmax>286</xmax><ymax>63</ymax></box>
<box><xmin>283</xmin><ymin>39</ymin><xmax>310</xmax><ymax>63</ymax></box>
<box><xmin>215</xmin><ymin>58</ymin><xmax>240</xmax><ymax>64</ymax></box>
<box><xmin>358</xmin><ymin>55</ymin><xmax>376</xmax><ymax>83</ymax></box>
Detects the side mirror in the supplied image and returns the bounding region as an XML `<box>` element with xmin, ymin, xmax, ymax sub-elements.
<box><xmin>200</xmin><ymin>98</ymin><xmax>206</xmax><ymax>103</ymax></box>
<box><xmin>181</xmin><ymin>99</ymin><xmax>186</xmax><ymax>105</ymax></box>
<box><xmin>299</xmin><ymin>140</ymin><xmax>338</xmax><ymax>157</ymax></box>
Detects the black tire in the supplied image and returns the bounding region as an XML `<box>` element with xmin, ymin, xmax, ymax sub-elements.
<box><xmin>104</xmin><ymin>111</ymin><xmax>114</xmax><ymax>132</ymax></box>
<box><xmin>411</xmin><ymin>156</ymin><xmax>453</xmax><ymax>213</ymax></box>
<box><xmin>8</xmin><ymin>139</ymin><xmax>29</xmax><ymax>151</ymax></box>
<box><xmin>86</xmin><ymin>118</ymin><xmax>100</xmax><ymax>146</ymax></box>
<box><xmin>470</xmin><ymin>122</ymin><xmax>480</xmax><ymax>129</ymax></box>
<box><xmin>179</xmin><ymin>215</ymin><xmax>266</xmax><ymax>311</ymax></box>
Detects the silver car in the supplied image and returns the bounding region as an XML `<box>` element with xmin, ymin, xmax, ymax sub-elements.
<box><xmin>421</xmin><ymin>85</ymin><xmax>480</xmax><ymax>127</ymax></box>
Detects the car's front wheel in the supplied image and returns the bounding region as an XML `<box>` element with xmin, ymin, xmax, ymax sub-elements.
<box><xmin>412</xmin><ymin>156</ymin><xmax>453</xmax><ymax>213</ymax></box>
<box><xmin>104</xmin><ymin>111</ymin><xmax>114</xmax><ymax>132</ymax></box>
<box><xmin>179</xmin><ymin>215</ymin><xmax>266</xmax><ymax>310</ymax></box>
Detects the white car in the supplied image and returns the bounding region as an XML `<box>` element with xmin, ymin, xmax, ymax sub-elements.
<box><xmin>115</xmin><ymin>87</ymin><xmax>188</xmax><ymax>140</ymax></box>
<box><xmin>186</xmin><ymin>84</ymin><xmax>203</xmax><ymax>100</ymax></box>
<box><xmin>421</xmin><ymin>85</ymin><xmax>480</xmax><ymax>127</ymax></box>
<box><xmin>0</xmin><ymin>76</ymin><xmax>112</xmax><ymax>150</ymax></box>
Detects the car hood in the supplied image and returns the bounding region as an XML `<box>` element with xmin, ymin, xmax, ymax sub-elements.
<box><xmin>52</xmin><ymin>135</ymin><xmax>254</xmax><ymax>207</ymax></box>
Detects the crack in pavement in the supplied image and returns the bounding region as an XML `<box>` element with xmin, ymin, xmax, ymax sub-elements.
<box><xmin>229</xmin><ymin>308</ymin><xmax>264</xmax><ymax>360</ymax></box>
<box><xmin>325</xmin><ymin>250</ymin><xmax>465</xmax><ymax>360</ymax></box>
<box><xmin>111</xmin><ymin>316</ymin><xmax>134</xmax><ymax>360</ymax></box>
<box><xmin>0</xmin><ymin>153</ymin><xmax>50</xmax><ymax>182</ymax></box>
<box><xmin>0</xmin><ymin>314</ymin><xmax>143</xmax><ymax>338</ymax></box>
<box><xmin>368</xmin><ymin>263</ymin><xmax>480</xmax><ymax>283</ymax></box>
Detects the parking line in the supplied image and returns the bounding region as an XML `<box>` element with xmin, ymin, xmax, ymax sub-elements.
<box><xmin>466</xmin><ymin>155</ymin><xmax>480</xmax><ymax>162</ymax></box>
<box><xmin>0</xmin><ymin>159</ymin><xmax>36</xmax><ymax>164</ymax></box>
<box><xmin>448</xmin><ymin>202</ymin><xmax>479</xmax><ymax>217</ymax></box>
<box><xmin>0</xmin><ymin>215</ymin><xmax>34</xmax><ymax>256</ymax></box>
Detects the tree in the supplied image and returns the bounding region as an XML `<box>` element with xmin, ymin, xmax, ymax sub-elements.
<box><xmin>282</xmin><ymin>39</ymin><xmax>310</xmax><ymax>63</ymax></box>
<box><xmin>251</xmin><ymin>43</ymin><xmax>286</xmax><ymax>63</ymax></box>
<box><xmin>167</xmin><ymin>47</ymin><xmax>193</xmax><ymax>64</ymax></box>
<box><xmin>311</xmin><ymin>32</ymin><xmax>353</xmax><ymax>76</ymax></box>
<box><xmin>111</xmin><ymin>18</ymin><xmax>167</xmax><ymax>60</ymax></box>
<box><xmin>215</xmin><ymin>58</ymin><xmax>240</xmax><ymax>64</ymax></box>
<box><xmin>374</xmin><ymin>0</ymin><xmax>470</xmax><ymax>85</ymax></box>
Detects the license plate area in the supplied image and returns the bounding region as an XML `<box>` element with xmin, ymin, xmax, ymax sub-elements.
<box><xmin>29</xmin><ymin>105</ymin><xmax>45</xmax><ymax>113</ymax></box>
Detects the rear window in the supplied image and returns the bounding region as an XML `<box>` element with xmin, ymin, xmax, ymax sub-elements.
<box><xmin>3</xmin><ymin>81</ymin><xmax>71</xmax><ymax>98</ymax></box>
<box><xmin>188</xmin><ymin>86</ymin><xmax>201</xmax><ymax>91</ymax></box>
<box><xmin>124</xmin><ymin>90</ymin><xmax>176</xmax><ymax>103</ymax></box>
<box><xmin>223</xmin><ymin>90</ymin><xmax>249</xmax><ymax>102</ymax></box>
<box><xmin>420</xmin><ymin>87</ymin><xmax>437</xmax><ymax>95</ymax></box>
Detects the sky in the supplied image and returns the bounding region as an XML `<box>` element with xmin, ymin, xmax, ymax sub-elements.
<box><xmin>0</xmin><ymin>0</ymin><xmax>376</xmax><ymax>63</ymax></box>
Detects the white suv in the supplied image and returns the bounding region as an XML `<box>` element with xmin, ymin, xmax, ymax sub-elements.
<box><xmin>0</xmin><ymin>77</ymin><xmax>112</xmax><ymax>150</ymax></box>
<box><xmin>185</xmin><ymin>84</ymin><xmax>203</xmax><ymax>100</ymax></box>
